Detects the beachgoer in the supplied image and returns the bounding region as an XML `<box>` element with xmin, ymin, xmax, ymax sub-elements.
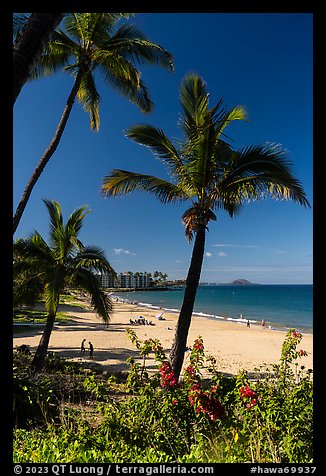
<box><xmin>247</xmin><ymin>320</ymin><xmax>250</xmax><ymax>328</ymax></box>
<box><xmin>81</xmin><ymin>338</ymin><xmax>86</xmax><ymax>353</ymax></box>
<box><xmin>89</xmin><ymin>341</ymin><xmax>94</xmax><ymax>359</ymax></box>
<box><xmin>261</xmin><ymin>319</ymin><xmax>265</xmax><ymax>328</ymax></box>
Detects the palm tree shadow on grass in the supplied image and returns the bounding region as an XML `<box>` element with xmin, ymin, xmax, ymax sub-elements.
<box><xmin>26</xmin><ymin>302</ymin><xmax>96</xmax><ymax>314</ymax></box>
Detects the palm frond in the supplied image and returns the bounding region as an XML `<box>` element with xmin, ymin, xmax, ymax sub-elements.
<box><xmin>70</xmin><ymin>268</ymin><xmax>113</xmax><ymax>323</ymax></box>
<box><xmin>13</xmin><ymin>268</ymin><xmax>44</xmax><ymax>307</ymax></box>
<box><xmin>13</xmin><ymin>13</ymin><xmax>31</xmax><ymax>42</ymax></box>
<box><xmin>63</xmin><ymin>13</ymin><xmax>122</xmax><ymax>44</ymax></box>
<box><xmin>58</xmin><ymin>205</ymin><xmax>90</xmax><ymax>259</ymax></box>
<box><xmin>103</xmin><ymin>23</ymin><xmax>174</xmax><ymax>70</ymax></box>
<box><xmin>95</xmin><ymin>53</ymin><xmax>154</xmax><ymax>113</ymax></box>
<box><xmin>94</xmin><ymin>49</ymin><xmax>141</xmax><ymax>86</ymax></box>
<box><xmin>125</xmin><ymin>124</ymin><xmax>198</xmax><ymax>194</ymax></box>
<box><xmin>14</xmin><ymin>233</ymin><xmax>53</xmax><ymax>263</ymax></box>
<box><xmin>66</xmin><ymin>205</ymin><xmax>90</xmax><ymax>234</ymax></box>
<box><xmin>179</xmin><ymin>73</ymin><xmax>209</xmax><ymax>139</ymax></box>
<box><xmin>102</xmin><ymin>170</ymin><xmax>189</xmax><ymax>204</ymax></box>
<box><xmin>42</xmin><ymin>199</ymin><xmax>65</xmax><ymax>247</ymax></box>
<box><xmin>73</xmin><ymin>246</ymin><xmax>117</xmax><ymax>277</ymax></box>
<box><xmin>28</xmin><ymin>31</ymin><xmax>76</xmax><ymax>80</ymax></box>
<box><xmin>218</xmin><ymin>144</ymin><xmax>311</xmax><ymax>207</ymax></box>
<box><xmin>125</xmin><ymin>124</ymin><xmax>181</xmax><ymax>166</ymax></box>
<box><xmin>208</xmin><ymin>192</ymin><xmax>243</xmax><ymax>218</ymax></box>
<box><xmin>77</xmin><ymin>70</ymin><xmax>101</xmax><ymax>130</ymax></box>
<box><xmin>212</xmin><ymin>105</ymin><xmax>248</xmax><ymax>145</ymax></box>
<box><xmin>64</xmin><ymin>13</ymin><xmax>87</xmax><ymax>44</ymax></box>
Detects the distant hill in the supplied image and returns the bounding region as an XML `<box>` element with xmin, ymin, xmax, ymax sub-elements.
<box><xmin>229</xmin><ymin>279</ymin><xmax>256</xmax><ymax>285</ymax></box>
<box><xmin>200</xmin><ymin>279</ymin><xmax>259</xmax><ymax>286</ymax></box>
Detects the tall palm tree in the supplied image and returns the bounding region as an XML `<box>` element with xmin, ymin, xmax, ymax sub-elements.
<box><xmin>13</xmin><ymin>13</ymin><xmax>64</xmax><ymax>104</ymax></box>
<box><xmin>101</xmin><ymin>73</ymin><xmax>310</xmax><ymax>379</ymax></box>
<box><xmin>13</xmin><ymin>13</ymin><xmax>174</xmax><ymax>234</ymax></box>
<box><xmin>13</xmin><ymin>199</ymin><xmax>116</xmax><ymax>370</ymax></box>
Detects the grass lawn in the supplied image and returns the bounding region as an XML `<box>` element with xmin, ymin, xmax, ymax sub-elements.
<box><xmin>13</xmin><ymin>309</ymin><xmax>74</xmax><ymax>324</ymax></box>
<box><xmin>13</xmin><ymin>293</ymin><xmax>90</xmax><ymax>325</ymax></box>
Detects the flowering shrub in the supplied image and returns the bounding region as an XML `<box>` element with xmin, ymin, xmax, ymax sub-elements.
<box><xmin>239</xmin><ymin>385</ymin><xmax>259</xmax><ymax>409</ymax></box>
<box><xmin>126</xmin><ymin>330</ymin><xmax>225</xmax><ymax>425</ymax></box>
<box><xmin>188</xmin><ymin>383</ymin><xmax>225</xmax><ymax>421</ymax></box>
<box><xmin>159</xmin><ymin>361</ymin><xmax>178</xmax><ymax>388</ymax></box>
<box><xmin>281</xmin><ymin>329</ymin><xmax>307</xmax><ymax>364</ymax></box>
<box><xmin>13</xmin><ymin>328</ymin><xmax>313</xmax><ymax>463</ymax></box>
<box><xmin>180</xmin><ymin>337</ymin><xmax>225</xmax><ymax>422</ymax></box>
<box><xmin>124</xmin><ymin>328</ymin><xmax>313</xmax><ymax>463</ymax></box>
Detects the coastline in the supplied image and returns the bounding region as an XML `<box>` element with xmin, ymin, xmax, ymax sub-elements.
<box><xmin>110</xmin><ymin>287</ymin><xmax>313</xmax><ymax>335</ymax></box>
<box><xmin>13</xmin><ymin>299</ymin><xmax>313</xmax><ymax>376</ymax></box>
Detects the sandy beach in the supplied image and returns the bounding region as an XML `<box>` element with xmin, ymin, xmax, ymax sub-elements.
<box><xmin>13</xmin><ymin>300</ymin><xmax>313</xmax><ymax>376</ymax></box>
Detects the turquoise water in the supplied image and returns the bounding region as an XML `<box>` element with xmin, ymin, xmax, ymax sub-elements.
<box><xmin>113</xmin><ymin>284</ymin><xmax>313</xmax><ymax>333</ymax></box>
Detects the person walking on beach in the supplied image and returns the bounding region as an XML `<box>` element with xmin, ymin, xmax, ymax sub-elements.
<box><xmin>247</xmin><ymin>320</ymin><xmax>250</xmax><ymax>328</ymax></box>
<box><xmin>89</xmin><ymin>341</ymin><xmax>94</xmax><ymax>359</ymax></box>
<box><xmin>261</xmin><ymin>319</ymin><xmax>265</xmax><ymax>328</ymax></box>
<box><xmin>80</xmin><ymin>338</ymin><xmax>86</xmax><ymax>353</ymax></box>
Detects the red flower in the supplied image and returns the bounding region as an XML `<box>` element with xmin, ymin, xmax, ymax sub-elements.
<box><xmin>185</xmin><ymin>365</ymin><xmax>196</xmax><ymax>377</ymax></box>
<box><xmin>240</xmin><ymin>385</ymin><xmax>259</xmax><ymax>409</ymax></box>
<box><xmin>192</xmin><ymin>338</ymin><xmax>204</xmax><ymax>351</ymax></box>
<box><xmin>240</xmin><ymin>386</ymin><xmax>257</xmax><ymax>399</ymax></box>
<box><xmin>188</xmin><ymin>384</ymin><xmax>225</xmax><ymax>421</ymax></box>
<box><xmin>159</xmin><ymin>362</ymin><xmax>178</xmax><ymax>388</ymax></box>
<box><xmin>293</xmin><ymin>331</ymin><xmax>302</xmax><ymax>339</ymax></box>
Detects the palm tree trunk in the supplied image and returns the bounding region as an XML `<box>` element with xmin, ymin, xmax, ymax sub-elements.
<box><xmin>31</xmin><ymin>311</ymin><xmax>57</xmax><ymax>370</ymax></box>
<box><xmin>169</xmin><ymin>224</ymin><xmax>206</xmax><ymax>379</ymax></box>
<box><xmin>13</xmin><ymin>68</ymin><xmax>85</xmax><ymax>235</ymax></box>
<box><xmin>13</xmin><ymin>13</ymin><xmax>64</xmax><ymax>104</ymax></box>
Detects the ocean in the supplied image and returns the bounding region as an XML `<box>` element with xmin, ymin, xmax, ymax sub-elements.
<box><xmin>112</xmin><ymin>284</ymin><xmax>313</xmax><ymax>334</ymax></box>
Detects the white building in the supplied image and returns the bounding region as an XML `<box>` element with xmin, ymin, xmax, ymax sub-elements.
<box><xmin>119</xmin><ymin>273</ymin><xmax>134</xmax><ymax>288</ymax></box>
<box><xmin>119</xmin><ymin>272</ymin><xmax>151</xmax><ymax>288</ymax></box>
<box><xmin>98</xmin><ymin>272</ymin><xmax>118</xmax><ymax>288</ymax></box>
<box><xmin>98</xmin><ymin>272</ymin><xmax>151</xmax><ymax>289</ymax></box>
<box><xmin>133</xmin><ymin>273</ymin><xmax>151</xmax><ymax>289</ymax></box>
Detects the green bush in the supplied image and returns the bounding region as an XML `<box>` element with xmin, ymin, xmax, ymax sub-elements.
<box><xmin>13</xmin><ymin>351</ymin><xmax>115</xmax><ymax>429</ymax></box>
<box><xmin>13</xmin><ymin>365</ymin><xmax>58</xmax><ymax>428</ymax></box>
<box><xmin>13</xmin><ymin>328</ymin><xmax>313</xmax><ymax>463</ymax></box>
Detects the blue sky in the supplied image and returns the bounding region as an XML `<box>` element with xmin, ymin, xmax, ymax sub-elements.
<box><xmin>13</xmin><ymin>13</ymin><xmax>313</xmax><ymax>284</ymax></box>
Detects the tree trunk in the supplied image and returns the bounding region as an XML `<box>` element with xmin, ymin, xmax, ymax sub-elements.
<box><xmin>13</xmin><ymin>13</ymin><xmax>64</xmax><ymax>104</ymax></box>
<box><xmin>13</xmin><ymin>69</ymin><xmax>85</xmax><ymax>235</ymax></box>
<box><xmin>31</xmin><ymin>311</ymin><xmax>57</xmax><ymax>370</ymax></box>
<box><xmin>169</xmin><ymin>224</ymin><xmax>206</xmax><ymax>379</ymax></box>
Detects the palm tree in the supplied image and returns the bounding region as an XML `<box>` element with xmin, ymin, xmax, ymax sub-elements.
<box><xmin>13</xmin><ymin>13</ymin><xmax>64</xmax><ymax>104</ymax></box>
<box><xmin>13</xmin><ymin>13</ymin><xmax>174</xmax><ymax>234</ymax></box>
<box><xmin>101</xmin><ymin>73</ymin><xmax>310</xmax><ymax>380</ymax></box>
<box><xmin>13</xmin><ymin>199</ymin><xmax>116</xmax><ymax>370</ymax></box>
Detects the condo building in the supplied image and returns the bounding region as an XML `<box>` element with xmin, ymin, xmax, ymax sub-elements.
<box><xmin>98</xmin><ymin>272</ymin><xmax>151</xmax><ymax>289</ymax></box>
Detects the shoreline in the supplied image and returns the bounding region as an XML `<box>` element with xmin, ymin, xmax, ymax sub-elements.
<box><xmin>110</xmin><ymin>293</ymin><xmax>313</xmax><ymax>336</ymax></box>
<box><xmin>13</xmin><ymin>299</ymin><xmax>313</xmax><ymax>376</ymax></box>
